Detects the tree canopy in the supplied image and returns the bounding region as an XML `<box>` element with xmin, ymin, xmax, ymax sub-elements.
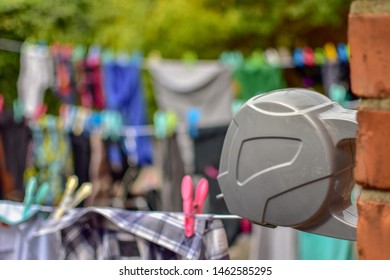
<box><xmin>0</xmin><ymin>0</ymin><xmax>352</xmax><ymax>57</ymax></box>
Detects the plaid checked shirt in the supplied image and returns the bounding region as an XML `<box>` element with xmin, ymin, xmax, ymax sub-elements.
<box><xmin>37</xmin><ymin>207</ymin><xmax>230</xmax><ymax>260</ymax></box>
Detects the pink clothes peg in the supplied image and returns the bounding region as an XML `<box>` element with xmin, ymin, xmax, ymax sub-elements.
<box><xmin>0</xmin><ymin>94</ymin><xmax>4</xmax><ymax>113</ymax></box>
<box><xmin>303</xmin><ymin>47</ymin><xmax>315</xmax><ymax>67</ymax></box>
<box><xmin>181</xmin><ymin>175</ymin><xmax>194</xmax><ymax>238</ymax></box>
<box><xmin>33</xmin><ymin>104</ymin><xmax>47</xmax><ymax>120</ymax></box>
<box><xmin>181</xmin><ymin>175</ymin><xmax>209</xmax><ymax>238</ymax></box>
<box><xmin>193</xmin><ymin>178</ymin><xmax>208</xmax><ymax>214</ymax></box>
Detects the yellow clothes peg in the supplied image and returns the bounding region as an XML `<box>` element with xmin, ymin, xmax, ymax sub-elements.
<box><xmin>324</xmin><ymin>43</ymin><xmax>338</xmax><ymax>62</ymax></box>
<box><xmin>69</xmin><ymin>182</ymin><xmax>93</xmax><ymax>209</ymax></box>
<box><xmin>52</xmin><ymin>175</ymin><xmax>78</xmax><ymax>220</ymax></box>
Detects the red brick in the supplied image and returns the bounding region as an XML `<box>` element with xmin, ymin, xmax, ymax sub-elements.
<box><xmin>354</xmin><ymin>109</ymin><xmax>390</xmax><ymax>189</ymax></box>
<box><xmin>349</xmin><ymin>13</ymin><xmax>390</xmax><ymax>98</ymax></box>
<box><xmin>357</xmin><ymin>199</ymin><xmax>390</xmax><ymax>259</ymax></box>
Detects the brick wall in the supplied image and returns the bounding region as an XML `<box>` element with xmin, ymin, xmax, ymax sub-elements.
<box><xmin>349</xmin><ymin>0</ymin><xmax>390</xmax><ymax>259</ymax></box>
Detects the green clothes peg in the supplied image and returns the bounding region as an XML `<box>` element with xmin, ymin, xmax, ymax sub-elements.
<box><xmin>22</xmin><ymin>177</ymin><xmax>38</xmax><ymax>219</ymax></box>
<box><xmin>34</xmin><ymin>182</ymin><xmax>50</xmax><ymax>205</ymax></box>
<box><xmin>182</xmin><ymin>51</ymin><xmax>198</xmax><ymax>67</ymax></box>
<box><xmin>13</xmin><ymin>99</ymin><xmax>24</xmax><ymax>124</ymax></box>
<box><xmin>314</xmin><ymin>47</ymin><xmax>327</xmax><ymax>66</ymax></box>
<box><xmin>329</xmin><ymin>84</ymin><xmax>347</xmax><ymax>106</ymax></box>
<box><xmin>154</xmin><ymin>110</ymin><xmax>168</xmax><ymax>139</ymax></box>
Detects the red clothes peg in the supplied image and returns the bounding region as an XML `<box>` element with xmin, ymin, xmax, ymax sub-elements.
<box><xmin>181</xmin><ymin>175</ymin><xmax>209</xmax><ymax>238</ymax></box>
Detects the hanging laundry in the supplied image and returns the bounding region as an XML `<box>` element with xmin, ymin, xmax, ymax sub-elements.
<box><xmin>321</xmin><ymin>60</ymin><xmax>358</xmax><ymax>105</ymax></box>
<box><xmin>160</xmin><ymin>134</ymin><xmax>186</xmax><ymax>212</ymax></box>
<box><xmin>233</xmin><ymin>63</ymin><xmax>287</xmax><ymax>100</ymax></box>
<box><xmin>74</xmin><ymin>50</ymin><xmax>105</xmax><ymax>110</ymax></box>
<box><xmin>0</xmin><ymin>110</ymin><xmax>32</xmax><ymax>199</ymax></box>
<box><xmin>298</xmin><ymin>231</ymin><xmax>356</xmax><ymax>260</ymax></box>
<box><xmin>0</xmin><ymin>137</ymin><xmax>15</xmax><ymax>200</ymax></box>
<box><xmin>148</xmin><ymin>60</ymin><xmax>233</xmax><ymax>127</ymax></box>
<box><xmin>37</xmin><ymin>208</ymin><xmax>230</xmax><ymax>260</ymax></box>
<box><xmin>69</xmin><ymin>133</ymin><xmax>91</xmax><ymax>194</ymax></box>
<box><xmin>103</xmin><ymin>58</ymin><xmax>153</xmax><ymax>166</ymax></box>
<box><xmin>293</xmin><ymin>63</ymin><xmax>323</xmax><ymax>90</ymax></box>
<box><xmin>249</xmin><ymin>225</ymin><xmax>298</xmax><ymax>260</ymax></box>
<box><xmin>17</xmin><ymin>43</ymin><xmax>53</xmax><ymax>118</ymax></box>
<box><xmin>148</xmin><ymin>60</ymin><xmax>234</xmax><ymax>173</ymax></box>
<box><xmin>84</xmin><ymin>133</ymin><xmax>112</xmax><ymax>207</ymax></box>
<box><xmin>29</xmin><ymin>116</ymin><xmax>72</xmax><ymax>204</ymax></box>
<box><xmin>51</xmin><ymin>44</ymin><xmax>76</xmax><ymax>104</ymax></box>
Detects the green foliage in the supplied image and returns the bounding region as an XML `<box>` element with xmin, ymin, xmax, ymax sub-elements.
<box><xmin>0</xmin><ymin>0</ymin><xmax>352</xmax><ymax>56</ymax></box>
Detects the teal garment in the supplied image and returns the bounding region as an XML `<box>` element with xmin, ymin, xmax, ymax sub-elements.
<box><xmin>298</xmin><ymin>231</ymin><xmax>356</xmax><ymax>260</ymax></box>
<box><xmin>234</xmin><ymin>64</ymin><xmax>286</xmax><ymax>100</ymax></box>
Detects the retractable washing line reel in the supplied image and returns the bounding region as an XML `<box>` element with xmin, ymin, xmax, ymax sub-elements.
<box><xmin>217</xmin><ymin>88</ymin><xmax>358</xmax><ymax>240</ymax></box>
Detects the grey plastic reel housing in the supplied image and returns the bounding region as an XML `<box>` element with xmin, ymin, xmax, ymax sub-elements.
<box><xmin>217</xmin><ymin>88</ymin><xmax>358</xmax><ymax>240</ymax></box>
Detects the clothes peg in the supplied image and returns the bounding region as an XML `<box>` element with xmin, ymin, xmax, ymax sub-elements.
<box><xmin>314</xmin><ymin>47</ymin><xmax>327</xmax><ymax>65</ymax></box>
<box><xmin>293</xmin><ymin>48</ymin><xmax>304</xmax><ymax>67</ymax></box>
<box><xmin>154</xmin><ymin>110</ymin><xmax>178</xmax><ymax>139</ymax></box>
<box><xmin>303</xmin><ymin>47</ymin><xmax>315</xmax><ymax>67</ymax></box>
<box><xmin>68</xmin><ymin>182</ymin><xmax>93</xmax><ymax>208</ymax></box>
<box><xmin>34</xmin><ymin>182</ymin><xmax>50</xmax><ymax>205</ymax></box>
<box><xmin>52</xmin><ymin>175</ymin><xmax>78</xmax><ymax>220</ymax></box>
<box><xmin>337</xmin><ymin>43</ymin><xmax>349</xmax><ymax>63</ymax></box>
<box><xmin>73</xmin><ymin>107</ymin><xmax>88</xmax><ymax>136</ymax></box>
<box><xmin>0</xmin><ymin>94</ymin><xmax>4</xmax><ymax>113</ymax></box>
<box><xmin>278</xmin><ymin>47</ymin><xmax>294</xmax><ymax>68</ymax></box>
<box><xmin>182</xmin><ymin>175</ymin><xmax>194</xmax><ymax>238</ymax></box>
<box><xmin>33</xmin><ymin>104</ymin><xmax>47</xmax><ymax>120</ymax></box>
<box><xmin>264</xmin><ymin>48</ymin><xmax>281</xmax><ymax>66</ymax></box>
<box><xmin>181</xmin><ymin>175</ymin><xmax>209</xmax><ymax>238</ymax></box>
<box><xmin>232</xmin><ymin>99</ymin><xmax>244</xmax><ymax>114</ymax></box>
<box><xmin>102</xmin><ymin>49</ymin><xmax>115</xmax><ymax>64</ymax></box>
<box><xmin>154</xmin><ymin>111</ymin><xmax>167</xmax><ymax>139</ymax></box>
<box><xmin>72</xmin><ymin>45</ymin><xmax>86</xmax><ymax>62</ymax></box>
<box><xmin>247</xmin><ymin>50</ymin><xmax>265</xmax><ymax>69</ymax></box>
<box><xmin>193</xmin><ymin>178</ymin><xmax>208</xmax><ymax>214</ymax></box>
<box><xmin>13</xmin><ymin>99</ymin><xmax>24</xmax><ymax>124</ymax></box>
<box><xmin>187</xmin><ymin>108</ymin><xmax>201</xmax><ymax>138</ymax></box>
<box><xmin>166</xmin><ymin>111</ymin><xmax>178</xmax><ymax>136</ymax></box>
<box><xmin>329</xmin><ymin>84</ymin><xmax>347</xmax><ymax>105</ymax></box>
<box><xmin>182</xmin><ymin>51</ymin><xmax>198</xmax><ymax>67</ymax></box>
<box><xmin>111</xmin><ymin>111</ymin><xmax>122</xmax><ymax>141</ymax></box>
<box><xmin>219</xmin><ymin>51</ymin><xmax>244</xmax><ymax>69</ymax></box>
<box><xmin>22</xmin><ymin>177</ymin><xmax>38</xmax><ymax>219</ymax></box>
<box><xmin>324</xmin><ymin>42</ymin><xmax>338</xmax><ymax>62</ymax></box>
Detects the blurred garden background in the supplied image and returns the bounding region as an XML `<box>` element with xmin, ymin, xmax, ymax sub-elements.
<box><xmin>0</xmin><ymin>0</ymin><xmax>353</xmax><ymax>116</ymax></box>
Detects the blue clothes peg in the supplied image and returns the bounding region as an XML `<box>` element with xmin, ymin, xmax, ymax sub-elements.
<box><xmin>337</xmin><ymin>43</ymin><xmax>349</xmax><ymax>63</ymax></box>
<box><xmin>293</xmin><ymin>48</ymin><xmax>304</xmax><ymax>67</ymax></box>
<box><xmin>130</xmin><ymin>51</ymin><xmax>143</xmax><ymax>65</ymax></box>
<box><xmin>187</xmin><ymin>108</ymin><xmax>201</xmax><ymax>138</ymax></box>
<box><xmin>87</xmin><ymin>112</ymin><xmax>102</xmax><ymax>133</ymax></box>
